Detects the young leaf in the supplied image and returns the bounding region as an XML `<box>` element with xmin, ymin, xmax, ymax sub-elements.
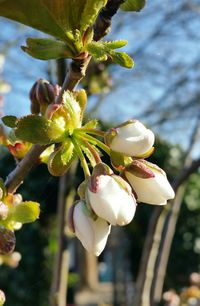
<box><xmin>83</xmin><ymin>119</ymin><xmax>98</xmax><ymax>129</ymax></box>
<box><xmin>80</xmin><ymin>0</ymin><xmax>107</xmax><ymax>33</ymax></box>
<box><xmin>1</xmin><ymin>116</ymin><xmax>17</xmax><ymax>128</ymax></box>
<box><xmin>104</xmin><ymin>40</ymin><xmax>128</xmax><ymax>49</ymax></box>
<box><xmin>120</xmin><ymin>0</ymin><xmax>146</xmax><ymax>12</ymax></box>
<box><xmin>62</xmin><ymin>91</ymin><xmax>81</xmax><ymax>133</ymax></box>
<box><xmin>15</xmin><ymin>115</ymin><xmax>64</xmax><ymax>145</ymax></box>
<box><xmin>22</xmin><ymin>38</ymin><xmax>75</xmax><ymax>60</ymax></box>
<box><xmin>73</xmin><ymin>89</ymin><xmax>87</xmax><ymax>121</ymax></box>
<box><xmin>48</xmin><ymin>144</ymin><xmax>76</xmax><ymax>176</ymax></box>
<box><xmin>110</xmin><ymin>51</ymin><xmax>134</xmax><ymax>68</ymax></box>
<box><xmin>60</xmin><ymin>140</ymin><xmax>74</xmax><ymax>165</ymax></box>
<box><xmin>12</xmin><ymin>201</ymin><xmax>40</xmax><ymax>224</ymax></box>
<box><xmin>87</xmin><ymin>41</ymin><xmax>134</xmax><ymax>69</ymax></box>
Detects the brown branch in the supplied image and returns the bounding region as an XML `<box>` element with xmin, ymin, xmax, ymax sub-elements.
<box><xmin>5</xmin><ymin>144</ymin><xmax>48</xmax><ymax>193</ymax></box>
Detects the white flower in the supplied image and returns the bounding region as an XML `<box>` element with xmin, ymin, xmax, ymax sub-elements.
<box><xmin>106</xmin><ymin>120</ymin><xmax>155</xmax><ymax>157</ymax></box>
<box><xmin>87</xmin><ymin>175</ymin><xmax>136</xmax><ymax>226</ymax></box>
<box><xmin>71</xmin><ymin>201</ymin><xmax>111</xmax><ymax>256</ymax></box>
<box><xmin>125</xmin><ymin>163</ymin><xmax>175</xmax><ymax>205</ymax></box>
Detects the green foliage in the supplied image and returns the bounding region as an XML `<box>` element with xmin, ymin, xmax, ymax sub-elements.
<box><xmin>22</xmin><ymin>38</ymin><xmax>74</xmax><ymax>61</ymax></box>
<box><xmin>87</xmin><ymin>41</ymin><xmax>134</xmax><ymax>68</ymax></box>
<box><xmin>80</xmin><ymin>0</ymin><xmax>107</xmax><ymax>33</ymax></box>
<box><xmin>11</xmin><ymin>202</ymin><xmax>40</xmax><ymax>224</ymax></box>
<box><xmin>62</xmin><ymin>91</ymin><xmax>82</xmax><ymax>133</ymax></box>
<box><xmin>0</xmin><ymin>0</ymin><xmax>108</xmax><ymax>60</ymax></box>
<box><xmin>120</xmin><ymin>0</ymin><xmax>146</xmax><ymax>12</ymax></box>
<box><xmin>14</xmin><ymin>115</ymin><xmax>65</xmax><ymax>145</ymax></box>
<box><xmin>48</xmin><ymin>142</ymin><xmax>76</xmax><ymax>176</ymax></box>
<box><xmin>1</xmin><ymin>116</ymin><xmax>17</xmax><ymax>128</ymax></box>
<box><xmin>82</xmin><ymin>119</ymin><xmax>98</xmax><ymax>130</ymax></box>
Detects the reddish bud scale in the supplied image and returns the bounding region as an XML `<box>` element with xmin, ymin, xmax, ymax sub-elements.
<box><xmin>0</xmin><ymin>228</ymin><xmax>16</xmax><ymax>255</ymax></box>
<box><xmin>88</xmin><ymin>175</ymin><xmax>100</xmax><ymax>193</ymax></box>
<box><xmin>35</xmin><ymin>79</ymin><xmax>55</xmax><ymax>105</ymax></box>
<box><xmin>126</xmin><ymin>159</ymin><xmax>155</xmax><ymax>179</ymax></box>
<box><xmin>45</xmin><ymin>104</ymin><xmax>61</xmax><ymax>119</ymax></box>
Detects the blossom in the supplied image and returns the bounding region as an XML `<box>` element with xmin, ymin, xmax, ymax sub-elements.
<box><xmin>69</xmin><ymin>201</ymin><xmax>111</xmax><ymax>256</ymax></box>
<box><xmin>87</xmin><ymin>164</ymin><xmax>137</xmax><ymax>225</ymax></box>
<box><xmin>124</xmin><ymin>160</ymin><xmax>175</xmax><ymax>205</ymax></box>
<box><xmin>105</xmin><ymin>120</ymin><xmax>155</xmax><ymax>157</ymax></box>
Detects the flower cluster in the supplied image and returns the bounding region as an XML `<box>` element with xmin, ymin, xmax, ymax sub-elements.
<box><xmin>69</xmin><ymin>120</ymin><xmax>175</xmax><ymax>256</ymax></box>
<box><xmin>0</xmin><ymin>182</ymin><xmax>40</xmax><ymax>255</ymax></box>
<box><xmin>2</xmin><ymin>82</ymin><xmax>175</xmax><ymax>256</ymax></box>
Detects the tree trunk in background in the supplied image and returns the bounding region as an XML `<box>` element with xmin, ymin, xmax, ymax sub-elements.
<box><xmin>133</xmin><ymin>207</ymin><xmax>163</xmax><ymax>306</ymax></box>
<box><xmin>151</xmin><ymin>185</ymin><xmax>186</xmax><ymax>305</ymax></box>
<box><xmin>134</xmin><ymin>117</ymin><xmax>200</xmax><ymax>306</ymax></box>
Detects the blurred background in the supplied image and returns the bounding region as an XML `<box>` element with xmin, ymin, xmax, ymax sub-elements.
<box><xmin>0</xmin><ymin>0</ymin><xmax>200</xmax><ymax>305</ymax></box>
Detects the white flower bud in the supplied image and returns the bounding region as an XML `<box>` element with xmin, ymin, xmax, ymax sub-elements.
<box><xmin>71</xmin><ymin>201</ymin><xmax>111</xmax><ymax>256</ymax></box>
<box><xmin>106</xmin><ymin>120</ymin><xmax>155</xmax><ymax>157</ymax></box>
<box><xmin>0</xmin><ymin>202</ymin><xmax>8</xmax><ymax>220</ymax></box>
<box><xmin>87</xmin><ymin>175</ymin><xmax>136</xmax><ymax>226</ymax></box>
<box><xmin>125</xmin><ymin>162</ymin><xmax>175</xmax><ymax>205</ymax></box>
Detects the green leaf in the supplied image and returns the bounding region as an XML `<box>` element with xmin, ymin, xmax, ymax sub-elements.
<box><xmin>104</xmin><ymin>40</ymin><xmax>128</xmax><ymax>49</ymax></box>
<box><xmin>83</xmin><ymin>120</ymin><xmax>98</xmax><ymax>129</ymax></box>
<box><xmin>12</xmin><ymin>201</ymin><xmax>40</xmax><ymax>224</ymax></box>
<box><xmin>0</xmin><ymin>0</ymin><xmax>108</xmax><ymax>59</ymax></box>
<box><xmin>60</xmin><ymin>140</ymin><xmax>74</xmax><ymax>165</ymax></box>
<box><xmin>2</xmin><ymin>115</ymin><xmax>17</xmax><ymax>128</ymax></box>
<box><xmin>87</xmin><ymin>41</ymin><xmax>134</xmax><ymax>69</ymax></box>
<box><xmin>120</xmin><ymin>0</ymin><xmax>146</xmax><ymax>11</ymax></box>
<box><xmin>80</xmin><ymin>0</ymin><xmax>107</xmax><ymax>33</ymax></box>
<box><xmin>73</xmin><ymin>89</ymin><xmax>88</xmax><ymax>121</ymax></box>
<box><xmin>48</xmin><ymin>143</ymin><xmax>76</xmax><ymax>176</ymax></box>
<box><xmin>62</xmin><ymin>91</ymin><xmax>81</xmax><ymax>133</ymax></box>
<box><xmin>22</xmin><ymin>38</ymin><xmax>74</xmax><ymax>60</ymax></box>
<box><xmin>15</xmin><ymin>115</ymin><xmax>64</xmax><ymax>145</ymax></box>
<box><xmin>0</xmin><ymin>0</ymin><xmax>67</xmax><ymax>40</ymax></box>
<box><xmin>110</xmin><ymin>51</ymin><xmax>134</xmax><ymax>68</ymax></box>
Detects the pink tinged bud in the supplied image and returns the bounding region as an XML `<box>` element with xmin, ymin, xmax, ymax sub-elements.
<box><xmin>106</xmin><ymin>120</ymin><xmax>155</xmax><ymax>157</ymax></box>
<box><xmin>125</xmin><ymin>162</ymin><xmax>175</xmax><ymax>205</ymax></box>
<box><xmin>87</xmin><ymin>175</ymin><xmax>137</xmax><ymax>226</ymax></box>
<box><xmin>0</xmin><ymin>228</ymin><xmax>16</xmax><ymax>255</ymax></box>
<box><xmin>0</xmin><ymin>290</ymin><xmax>5</xmax><ymax>306</ymax></box>
<box><xmin>29</xmin><ymin>79</ymin><xmax>56</xmax><ymax>114</ymax></box>
<box><xmin>0</xmin><ymin>202</ymin><xmax>8</xmax><ymax>220</ymax></box>
<box><xmin>71</xmin><ymin>201</ymin><xmax>111</xmax><ymax>256</ymax></box>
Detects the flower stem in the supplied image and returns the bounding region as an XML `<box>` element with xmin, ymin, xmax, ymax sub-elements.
<box><xmin>72</xmin><ymin>137</ymin><xmax>90</xmax><ymax>178</ymax></box>
<box><xmin>79</xmin><ymin>128</ymin><xmax>105</xmax><ymax>138</ymax></box>
<box><xmin>75</xmin><ymin>131</ymin><xmax>110</xmax><ymax>156</ymax></box>
<box><xmin>77</xmin><ymin>135</ymin><xmax>102</xmax><ymax>164</ymax></box>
